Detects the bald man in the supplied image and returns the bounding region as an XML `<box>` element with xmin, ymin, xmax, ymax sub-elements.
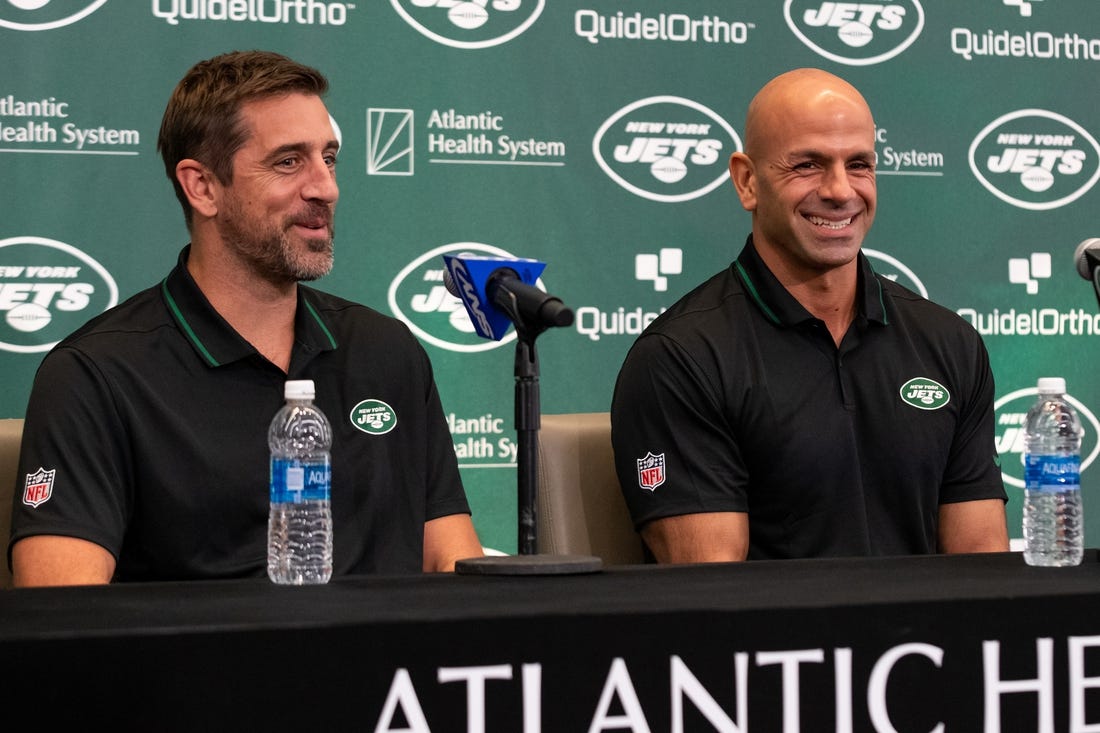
<box><xmin>610</xmin><ymin>69</ymin><xmax>1009</xmax><ymax>563</ymax></box>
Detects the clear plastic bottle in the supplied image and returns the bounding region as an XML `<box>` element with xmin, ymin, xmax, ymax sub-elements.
<box><xmin>267</xmin><ymin>379</ymin><xmax>333</xmax><ymax>584</ymax></box>
<box><xmin>1022</xmin><ymin>377</ymin><xmax>1084</xmax><ymax>567</ymax></box>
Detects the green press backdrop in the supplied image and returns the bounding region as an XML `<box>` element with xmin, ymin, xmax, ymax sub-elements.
<box><xmin>3</xmin><ymin>0</ymin><xmax>1099</xmax><ymax>554</ymax></box>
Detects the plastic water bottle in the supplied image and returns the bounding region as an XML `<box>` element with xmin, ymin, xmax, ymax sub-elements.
<box><xmin>267</xmin><ymin>379</ymin><xmax>333</xmax><ymax>584</ymax></box>
<box><xmin>1022</xmin><ymin>377</ymin><xmax>1084</xmax><ymax>567</ymax></box>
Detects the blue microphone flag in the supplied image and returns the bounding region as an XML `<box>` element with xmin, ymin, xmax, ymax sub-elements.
<box><xmin>443</xmin><ymin>254</ymin><xmax>547</xmax><ymax>341</ymax></box>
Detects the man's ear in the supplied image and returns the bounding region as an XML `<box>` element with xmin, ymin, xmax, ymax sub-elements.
<box><xmin>175</xmin><ymin>159</ymin><xmax>219</xmax><ymax>219</ymax></box>
<box><xmin>728</xmin><ymin>152</ymin><xmax>757</xmax><ymax>213</ymax></box>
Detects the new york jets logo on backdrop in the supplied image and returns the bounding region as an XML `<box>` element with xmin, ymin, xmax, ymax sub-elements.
<box><xmin>0</xmin><ymin>236</ymin><xmax>118</xmax><ymax>353</ymax></box>
<box><xmin>899</xmin><ymin>377</ymin><xmax>950</xmax><ymax>410</ymax></box>
<box><xmin>0</xmin><ymin>0</ymin><xmax>107</xmax><ymax>30</ymax></box>
<box><xmin>390</xmin><ymin>0</ymin><xmax>544</xmax><ymax>49</ymax></box>
<box><xmin>593</xmin><ymin>96</ymin><xmax>741</xmax><ymax>203</ymax></box>
<box><xmin>783</xmin><ymin>0</ymin><xmax>925</xmax><ymax>65</ymax></box>
<box><xmin>968</xmin><ymin>109</ymin><xmax>1100</xmax><ymax>211</ymax></box>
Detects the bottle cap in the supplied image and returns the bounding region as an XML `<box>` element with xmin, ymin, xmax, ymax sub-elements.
<box><xmin>1036</xmin><ymin>377</ymin><xmax>1066</xmax><ymax>395</ymax></box>
<box><xmin>284</xmin><ymin>379</ymin><xmax>315</xmax><ymax>400</ymax></box>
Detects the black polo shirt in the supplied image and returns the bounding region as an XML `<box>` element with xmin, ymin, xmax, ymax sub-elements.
<box><xmin>611</xmin><ymin>236</ymin><xmax>1007</xmax><ymax>559</ymax></box>
<box><xmin>9</xmin><ymin>246</ymin><xmax>470</xmax><ymax>580</ymax></box>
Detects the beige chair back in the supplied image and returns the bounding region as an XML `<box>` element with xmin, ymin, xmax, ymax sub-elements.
<box><xmin>536</xmin><ymin>412</ymin><xmax>645</xmax><ymax>565</ymax></box>
<box><xmin>0</xmin><ymin>419</ymin><xmax>24</xmax><ymax>589</ymax></box>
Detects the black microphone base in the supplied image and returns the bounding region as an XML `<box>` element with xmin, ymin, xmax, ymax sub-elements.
<box><xmin>455</xmin><ymin>553</ymin><xmax>603</xmax><ymax>576</ymax></box>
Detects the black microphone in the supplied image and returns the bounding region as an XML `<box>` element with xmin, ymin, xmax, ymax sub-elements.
<box><xmin>1075</xmin><ymin>238</ymin><xmax>1100</xmax><ymax>311</ymax></box>
<box><xmin>442</xmin><ymin>254</ymin><xmax>574</xmax><ymax>340</ymax></box>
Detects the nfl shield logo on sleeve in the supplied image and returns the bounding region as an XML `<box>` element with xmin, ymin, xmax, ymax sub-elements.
<box><xmin>23</xmin><ymin>468</ymin><xmax>55</xmax><ymax>507</ymax></box>
<box><xmin>636</xmin><ymin>452</ymin><xmax>666</xmax><ymax>492</ymax></box>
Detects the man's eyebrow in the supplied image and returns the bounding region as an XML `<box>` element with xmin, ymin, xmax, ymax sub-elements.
<box><xmin>788</xmin><ymin>148</ymin><xmax>875</xmax><ymax>160</ymax></box>
<box><xmin>265</xmin><ymin>140</ymin><xmax>340</xmax><ymax>160</ymax></box>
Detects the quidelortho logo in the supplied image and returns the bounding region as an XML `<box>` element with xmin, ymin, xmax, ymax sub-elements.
<box><xmin>969</xmin><ymin>109</ymin><xmax>1100</xmax><ymax>211</ymax></box>
<box><xmin>995</xmin><ymin>386</ymin><xmax>1099</xmax><ymax>489</ymax></box>
<box><xmin>575</xmin><ymin>251</ymin><xmax>669</xmax><ymax>342</ymax></box>
<box><xmin>635</xmin><ymin>249</ymin><xmax>682</xmax><ymax>292</ymax></box>
<box><xmin>784</xmin><ymin>0</ymin><xmax>924</xmax><ymax>65</ymax></box>
<box><xmin>152</xmin><ymin>0</ymin><xmax>354</xmax><ymax>25</ymax></box>
<box><xmin>0</xmin><ymin>236</ymin><xmax>118</xmax><ymax>353</ymax></box>
<box><xmin>573</xmin><ymin>9</ymin><xmax>756</xmax><ymax>46</ymax></box>
<box><xmin>593</xmin><ymin>96</ymin><xmax>740</xmax><ymax>203</ymax></box>
<box><xmin>389</xmin><ymin>242</ymin><xmax>548</xmax><ymax>352</ymax></box>
<box><xmin>391</xmin><ymin>0</ymin><xmax>543</xmax><ymax>49</ymax></box>
<box><xmin>0</xmin><ymin>0</ymin><xmax>106</xmax><ymax>30</ymax></box>
<box><xmin>1009</xmin><ymin>252</ymin><xmax>1051</xmax><ymax>295</ymax></box>
<box><xmin>958</xmin><ymin>247</ymin><xmax>1100</xmax><ymax>338</ymax></box>
<box><xmin>952</xmin><ymin>2</ymin><xmax>1100</xmax><ymax>63</ymax></box>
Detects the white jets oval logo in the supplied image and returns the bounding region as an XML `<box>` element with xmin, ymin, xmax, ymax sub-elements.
<box><xmin>968</xmin><ymin>109</ymin><xmax>1100</xmax><ymax>211</ymax></box>
<box><xmin>0</xmin><ymin>236</ymin><xmax>119</xmax><ymax>353</ymax></box>
<box><xmin>0</xmin><ymin>0</ymin><xmax>107</xmax><ymax>30</ymax></box>
<box><xmin>593</xmin><ymin>96</ymin><xmax>741</xmax><ymax>203</ymax></box>
<box><xmin>783</xmin><ymin>0</ymin><xmax>924</xmax><ymax>66</ymax></box>
<box><xmin>390</xmin><ymin>0</ymin><xmax>544</xmax><ymax>49</ymax></box>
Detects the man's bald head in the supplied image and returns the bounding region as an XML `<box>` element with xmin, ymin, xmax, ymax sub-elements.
<box><xmin>742</xmin><ymin>68</ymin><xmax>874</xmax><ymax>159</ymax></box>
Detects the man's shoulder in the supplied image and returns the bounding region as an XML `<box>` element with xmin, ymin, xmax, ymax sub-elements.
<box><xmin>878</xmin><ymin>276</ymin><xmax>976</xmax><ymax>332</ymax></box>
<box><xmin>300</xmin><ymin>286</ymin><xmax>419</xmax><ymax>343</ymax></box>
<box><xmin>645</xmin><ymin>265</ymin><xmax>747</xmax><ymax>337</ymax></box>
<box><xmin>54</xmin><ymin>281</ymin><xmax>168</xmax><ymax>351</ymax></box>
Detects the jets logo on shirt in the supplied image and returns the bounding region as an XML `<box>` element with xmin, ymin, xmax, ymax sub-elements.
<box><xmin>23</xmin><ymin>467</ymin><xmax>55</xmax><ymax>507</ymax></box>
<box><xmin>637</xmin><ymin>452</ymin><xmax>666</xmax><ymax>491</ymax></box>
<box><xmin>899</xmin><ymin>377</ymin><xmax>950</xmax><ymax>410</ymax></box>
<box><xmin>350</xmin><ymin>399</ymin><xmax>397</xmax><ymax>435</ymax></box>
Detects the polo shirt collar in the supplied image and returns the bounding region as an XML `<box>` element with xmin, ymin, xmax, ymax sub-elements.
<box><xmin>733</xmin><ymin>235</ymin><xmax>887</xmax><ymax>328</ymax></box>
<box><xmin>160</xmin><ymin>245</ymin><xmax>339</xmax><ymax>368</ymax></box>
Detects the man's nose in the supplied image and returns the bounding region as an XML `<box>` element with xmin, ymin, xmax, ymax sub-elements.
<box><xmin>303</xmin><ymin>157</ymin><xmax>339</xmax><ymax>203</ymax></box>
<box><xmin>818</xmin><ymin>163</ymin><xmax>855</xmax><ymax>202</ymax></box>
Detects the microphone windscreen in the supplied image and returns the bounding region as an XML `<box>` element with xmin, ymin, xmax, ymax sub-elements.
<box><xmin>442</xmin><ymin>252</ymin><xmax>478</xmax><ymax>297</ymax></box>
<box><xmin>442</xmin><ymin>268</ymin><xmax>458</xmax><ymax>297</ymax></box>
<box><xmin>1075</xmin><ymin>238</ymin><xmax>1100</xmax><ymax>280</ymax></box>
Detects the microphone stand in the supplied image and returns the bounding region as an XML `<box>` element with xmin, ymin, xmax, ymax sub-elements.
<box><xmin>456</xmin><ymin>294</ymin><xmax>601</xmax><ymax>576</ymax></box>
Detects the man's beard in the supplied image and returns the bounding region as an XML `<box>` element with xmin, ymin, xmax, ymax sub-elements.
<box><xmin>217</xmin><ymin>200</ymin><xmax>335</xmax><ymax>283</ymax></box>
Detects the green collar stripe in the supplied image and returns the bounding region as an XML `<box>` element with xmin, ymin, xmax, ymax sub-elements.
<box><xmin>864</xmin><ymin>258</ymin><xmax>889</xmax><ymax>326</ymax></box>
<box><xmin>161</xmin><ymin>278</ymin><xmax>220</xmax><ymax>367</ymax></box>
<box><xmin>734</xmin><ymin>260</ymin><xmax>782</xmax><ymax>326</ymax></box>
<box><xmin>303</xmin><ymin>298</ymin><xmax>338</xmax><ymax>349</ymax></box>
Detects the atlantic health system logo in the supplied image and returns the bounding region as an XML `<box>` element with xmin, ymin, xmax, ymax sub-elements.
<box><xmin>0</xmin><ymin>0</ymin><xmax>107</xmax><ymax>30</ymax></box>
